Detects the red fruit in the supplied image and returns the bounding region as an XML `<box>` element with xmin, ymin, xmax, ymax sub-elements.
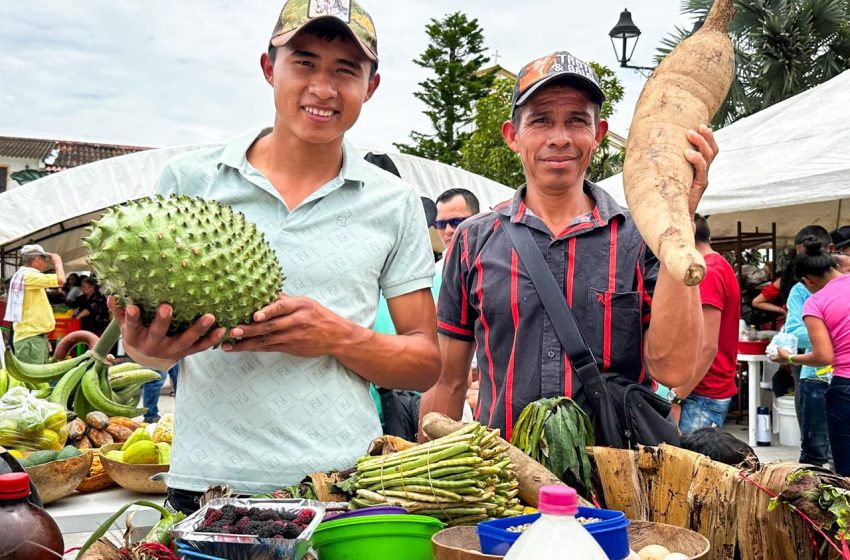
<box><xmin>293</xmin><ymin>510</ymin><xmax>315</xmax><ymax>524</ymax></box>
<box><xmin>202</xmin><ymin>508</ymin><xmax>224</xmax><ymax>528</ymax></box>
<box><xmin>234</xmin><ymin>516</ymin><xmax>251</xmax><ymax>533</ymax></box>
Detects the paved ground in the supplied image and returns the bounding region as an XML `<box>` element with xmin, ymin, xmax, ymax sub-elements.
<box><xmin>722</xmin><ymin>414</ymin><xmax>799</xmax><ymax>463</ymax></box>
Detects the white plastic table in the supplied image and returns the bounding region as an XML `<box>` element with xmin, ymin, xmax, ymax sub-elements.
<box><xmin>738</xmin><ymin>352</ymin><xmax>771</xmax><ymax>446</ymax></box>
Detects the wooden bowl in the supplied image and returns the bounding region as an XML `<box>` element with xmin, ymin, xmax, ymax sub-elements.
<box><xmin>628</xmin><ymin>520</ymin><xmax>711</xmax><ymax>560</ymax></box>
<box><xmin>99</xmin><ymin>443</ymin><xmax>168</xmax><ymax>494</ymax></box>
<box><xmin>433</xmin><ymin>521</ymin><xmax>710</xmax><ymax>560</ymax></box>
<box><xmin>76</xmin><ymin>451</ymin><xmax>117</xmax><ymax>493</ymax></box>
<box><xmin>433</xmin><ymin>526</ymin><xmax>502</xmax><ymax>560</ymax></box>
<box><xmin>26</xmin><ymin>451</ymin><xmax>93</xmax><ymax>504</ymax></box>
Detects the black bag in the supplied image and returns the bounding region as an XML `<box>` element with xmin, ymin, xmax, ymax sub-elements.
<box><xmin>498</xmin><ymin>215</ymin><xmax>680</xmax><ymax>449</ymax></box>
<box><xmin>377</xmin><ymin>388</ymin><xmax>421</xmax><ymax>443</ymax></box>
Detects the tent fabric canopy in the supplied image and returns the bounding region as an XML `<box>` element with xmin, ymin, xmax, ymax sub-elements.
<box><xmin>0</xmin><ymin>142</ymin><xmax>515</xmax><ymax>277</ymax></box>
<box><xmin>598</xmin><ymin>69</ymin><xmax>850</xmax><ymax>245</ymax></box>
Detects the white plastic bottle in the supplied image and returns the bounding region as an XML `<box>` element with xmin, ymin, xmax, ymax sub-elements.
<box><xmin>504</xmin><ymin>485</ymin><xmax>608</xmax><ymax>559</ymax></box>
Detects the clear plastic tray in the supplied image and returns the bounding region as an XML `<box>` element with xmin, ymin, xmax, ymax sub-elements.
<box><xmin>170</xmin><ymin>498</ymin><xmax>325</xmax><ymax>560</ymax></box>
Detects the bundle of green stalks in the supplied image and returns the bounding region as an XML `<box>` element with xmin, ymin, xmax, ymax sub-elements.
<box><xmin>339</xmin><ymin>422</ymin><xmax>522</xmax><ymax>526</ymax></box>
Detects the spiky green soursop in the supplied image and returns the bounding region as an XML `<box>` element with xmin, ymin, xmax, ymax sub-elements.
<box><xmin>84</xmin><ymin>195</ymin><xmax>284</xmax><ymax>333</ymax></box>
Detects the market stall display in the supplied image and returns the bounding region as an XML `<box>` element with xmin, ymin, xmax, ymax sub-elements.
<box><xmin>50</xmin><ymin>417</ymin><xmax>850</xmax><ymax>560</ymax></box>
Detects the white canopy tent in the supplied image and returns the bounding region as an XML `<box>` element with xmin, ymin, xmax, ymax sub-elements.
<box><xmin>0</xmin><ymin>143</ymin><xmax>515</xmax><ymax>278</ymax></box>
<box><xmin>598</xmin><ymin>69</ymin><xmax>850</xmax><ymax>245</ymax></box>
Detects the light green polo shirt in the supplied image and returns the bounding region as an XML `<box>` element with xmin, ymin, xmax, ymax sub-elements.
<box><xmin>155</xmin><ymin>128</ymin><xmax>435</xmax><ymax>494</ymax></box>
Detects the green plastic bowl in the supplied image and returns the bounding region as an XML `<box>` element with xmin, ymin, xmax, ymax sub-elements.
<box><xmin>311</xmin><ymin>514</ymin><xmax>443</xmax><ymax>560</ymax></box>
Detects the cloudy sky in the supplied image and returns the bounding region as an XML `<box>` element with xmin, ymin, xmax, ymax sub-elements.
<box><xmin>1</xmin><ymin>1</ymin><xmax>697</xmax><ymax>152</ymax></box>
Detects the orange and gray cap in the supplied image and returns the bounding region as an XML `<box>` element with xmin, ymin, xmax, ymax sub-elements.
<box><xmin>511</xmin><ymin>51</ymin><xmax>604</xmax><ymax>118</ymax></box>
<box><xmin>269</xmin><ymin>0</ymin><xmax>378</xmax><ymax>62</ymax></box>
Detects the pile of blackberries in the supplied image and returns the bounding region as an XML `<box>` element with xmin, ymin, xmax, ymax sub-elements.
<box><xmin>198</xmin><ymin>505</ymin><xmax>316</xmax><ymax>539</ymax></box>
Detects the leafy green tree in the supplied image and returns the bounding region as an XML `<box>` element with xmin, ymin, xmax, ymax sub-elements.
<box><xmin>657</xmin><ymin>0</ymin><xmax>850</xmax><ymax>126</ymax></box>
<box><xmin>394</xmin><ymin>12</ymin><xmax>495</xmax><ymax>166</ymax></box>
<box><xmin>587</xmin><ymin>62</ymin><xmax>625</xmax><ymax>183</ymax></box>
<box><xmin>459</xmin><ymin>77</ymin><xmax>524</xmax><ymax>187</ymax></box>
<box><xmin>459</xmin><ymin>62</ymin><xmax>625</xmax><ymax>187</ymax></box>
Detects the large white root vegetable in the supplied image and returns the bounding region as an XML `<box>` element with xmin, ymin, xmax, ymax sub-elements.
<box><xmin>623</xmin><ymin>0</ymin><xmax>735</xmax><ymax>286</ymax></box>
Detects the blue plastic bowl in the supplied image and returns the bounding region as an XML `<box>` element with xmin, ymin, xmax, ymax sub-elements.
<box><xmin>477</xmin><ymin>506</ymin><xmax>630</xmax><ymax>559</ymax></box>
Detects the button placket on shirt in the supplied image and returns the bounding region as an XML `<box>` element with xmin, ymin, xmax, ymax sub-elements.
<box><xmin>539</xmin><ymin>237</ymin><xmax>567</xmax><ymax>399</ymax></box>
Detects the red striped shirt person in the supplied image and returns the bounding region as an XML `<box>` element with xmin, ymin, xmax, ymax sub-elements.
<box><xmin>419</xmin><ymin>51</ymin><xmax>719</xmax><ymax>441</ymax></box>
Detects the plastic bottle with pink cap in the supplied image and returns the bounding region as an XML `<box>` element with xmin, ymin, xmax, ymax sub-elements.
<box><xmin>503</xmin><ymin>484</ymin><xmax>608</xmax><ymax>559</ymax></box>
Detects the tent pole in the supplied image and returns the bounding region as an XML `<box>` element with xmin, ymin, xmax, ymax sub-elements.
<box><xmin>736</xmin><ymin>221</ymin><xmax>743</xmax><ymax>283</ymax></box>
<box><xmin>771</xmin><ymin>223</ymin><xmax>777</xmax><ymax>281</ymax></box>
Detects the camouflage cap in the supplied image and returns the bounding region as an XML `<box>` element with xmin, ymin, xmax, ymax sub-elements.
<box><xmin>270</xmin><ymin>0</ymin><xmax>378</xmax><ymax>62</ymax></box>
<box><xmin>511</xmin><ymin>51</ymin><xmax>604</xmax><ymax>118</ymax></box>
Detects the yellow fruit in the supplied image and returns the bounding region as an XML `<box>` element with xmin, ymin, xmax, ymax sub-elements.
<box><xmin>8</xmin><ymin>450</ymin><xmax>24</xmax><ymax>459</ymax></box>
<box><xmin>121</xmin><ymin>427</ymin><xmax>152</xmax><ymax>452</ymax></box>
<box><xmin>122</xmin><ymin>440</ymin><xmax>158</xmax><ymax>464</ymax></box>
<box><xmin>35</xmin><ymin>429</ymin><xmax>62</xmax><ymax>451</ymax></box>
<box><xmin>44</xmin><ymin>410</ymin><xmax>68</xmax><ymax>431</ymax></box>
<box><xmin>156</xmin><ymin>442</ymin><xmax>171</xmax><ymax>465</ymax></box>
<box><xmin>104</xmin><ymin>450</ymin><xmax>124</xmax><ymax>462</ymax></box>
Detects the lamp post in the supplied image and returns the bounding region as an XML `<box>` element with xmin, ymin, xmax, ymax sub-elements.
<box><xmin>608</xmin><ymin>8</ymin><xmax>655</xmax><ymax>72</ymax></box>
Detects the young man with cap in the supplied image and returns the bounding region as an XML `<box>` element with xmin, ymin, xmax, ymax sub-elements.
<box><xmin>108</xmin><ymin>0</ymin><xmax>439</xmax><ymax>513</ymax></box>
<box><xmin>3</xmin><ymin>245</ymin><xmax>65</xmax><ymax>364</ymax></box>
<box><xmin>420</xmin><ymin>51</ymin><xmax>718</xmax><ymax>441</ymax></box>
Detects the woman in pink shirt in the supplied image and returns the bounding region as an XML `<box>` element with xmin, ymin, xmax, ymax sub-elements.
<box><xmin>778</xmin><ymin>238</ymin><xmax>850</xmax><ymax>474</ymax></box>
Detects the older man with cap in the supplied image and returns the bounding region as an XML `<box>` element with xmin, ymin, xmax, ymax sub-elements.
<box><xmin>107</xmin><ymin>0</ymin><xmax>439</xmax><ymax>513</ymax></box>
<box><xmin>3</xmin><ymin>245</ymin><xmax>65</xmax><ymax>364</ymax></box>
<box><xmin>420</xmin><ymin>50</ymin><xmax>718</xmax><ymax>442</ymax></box>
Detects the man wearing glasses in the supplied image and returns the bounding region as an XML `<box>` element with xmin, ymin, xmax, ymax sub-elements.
<box><xmin>434</xmin><ymin>188</ymin><xmax>480</xmax><ymax>251</ymax></box>
<box><xmin>3</xmin><ymin>244</ymin><xmax>66</xmax><ymax>364</ymax></box>
<box><xmin>433</xmin><ymin>188</ymin><xmax>481</xmax><ymax>300</ymax></box>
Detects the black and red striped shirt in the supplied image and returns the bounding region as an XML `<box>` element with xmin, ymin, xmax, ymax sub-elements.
<box><xmin>437</xmin><ymin>182</ymin><xmax>657</xmax><ymax>441</ymax></box>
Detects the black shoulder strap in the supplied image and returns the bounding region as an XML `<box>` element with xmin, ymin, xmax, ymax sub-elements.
<box><xmin>497</xmin><ymin>214</ymin><xmax>604</xmax><ymax>387</ymax></box>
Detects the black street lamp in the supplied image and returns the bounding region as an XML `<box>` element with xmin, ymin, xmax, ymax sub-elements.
<box><xmin>609</xmin><ymin>8</ymin><xmax>655</xmax><ymax>72</ymax></box>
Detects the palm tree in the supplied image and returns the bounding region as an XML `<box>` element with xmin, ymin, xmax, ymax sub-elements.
<box><xmin>657</xmin><ymin>0</ymin><xmax>850</xmax><ymax>126</ymax></box>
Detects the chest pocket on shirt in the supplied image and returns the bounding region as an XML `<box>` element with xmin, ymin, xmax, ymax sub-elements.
<box><xmin>586</xmin><ymin>288</ymin><xmax>642</xmax><ymax>372</ymax></box>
